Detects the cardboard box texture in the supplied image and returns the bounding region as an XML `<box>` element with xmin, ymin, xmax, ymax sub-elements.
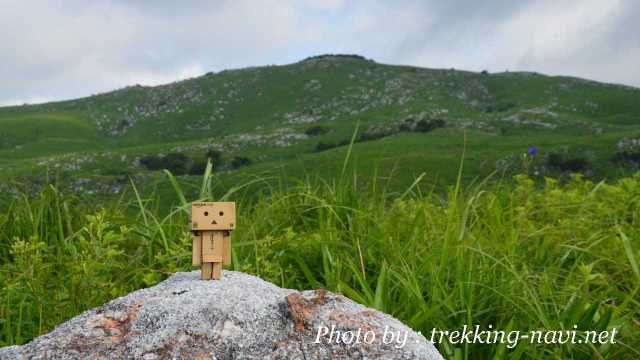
<box><xmin>191</xmin><ymin>202</ymin><xmax>236</xmax><ymax>280</ymax></box>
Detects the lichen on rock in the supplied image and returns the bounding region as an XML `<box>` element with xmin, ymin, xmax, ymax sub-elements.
<box><xmin>0</xmin><ymin>271</ymin><xmax>442</xmax><ymax>359</ymax></box>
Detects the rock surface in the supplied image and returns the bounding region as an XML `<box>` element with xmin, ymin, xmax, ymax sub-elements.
<box><xmin>0</xmin><ymin>271</ymin><xmax>442</xmax><ymax>359</ymax></box>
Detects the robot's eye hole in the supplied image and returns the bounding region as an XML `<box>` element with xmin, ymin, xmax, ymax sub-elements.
<box><xmin>204</xmin><ymin>211</ymin><xmax>209</xmax><ymax>216</ymax></box>
<box><xmin>219</xmin><ymin>211</ymin><xmax>224</xmax><ymax>216</ymax></box>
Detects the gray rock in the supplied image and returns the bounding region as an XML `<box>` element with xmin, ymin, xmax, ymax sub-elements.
<box><xmin>0</xmin><ymin>271</ymin><xmax>442</xmax><ymax>359</ymax></box>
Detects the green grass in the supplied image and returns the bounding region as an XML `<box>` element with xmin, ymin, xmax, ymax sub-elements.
<box><xmin>1</xmin><ymin>158</ymin><xmax>639</xmax><ymax>359</ymax></box>
<box><xmin>0</xmin><ymin>112</ymin><xmax>103</xmax><ymax>159</ymax></box>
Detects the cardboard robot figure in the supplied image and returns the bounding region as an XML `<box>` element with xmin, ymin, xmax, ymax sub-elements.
<box><xmin>191</xmin><ymin>202</ymin><xmax>235</xmax><ymax>280</ymax></box>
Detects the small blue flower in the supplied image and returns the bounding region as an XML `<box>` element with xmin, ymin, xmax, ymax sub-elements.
<box><xmin>527</xmin><ymin>147</ymin><xmax>538</xmax><ymax>157</ymax></box>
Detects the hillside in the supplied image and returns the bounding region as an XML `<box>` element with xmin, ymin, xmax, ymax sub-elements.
<box><xmin>1</xmin><ymin>54</ymin><xmax>639</xmax><ymax>197</ymax></box>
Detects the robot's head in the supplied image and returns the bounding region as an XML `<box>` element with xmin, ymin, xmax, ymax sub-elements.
<box><xmin>191</xmin><ymin>202</ymin><xmax>236</xmax><ymax>231</ymax></box>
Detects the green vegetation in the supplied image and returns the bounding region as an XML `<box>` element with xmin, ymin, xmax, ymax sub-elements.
<box><xmin>229</xmin><ymin>156</ymin><xmax>252</xmax><ymax>169</ymax></box>
<box><xmin>0</xmin><ymin>56</ymin><xmax>638</xmax><ymax>195</ymax></box>
<box><xmin>1</xmin><ymin>158</ymin><xmax>639</xmax><ymax>359</ymax></box>
<box><xmin>1</xmin><ymin>55</ymin><xmax>639</xmax><ymax>358</ymax></box>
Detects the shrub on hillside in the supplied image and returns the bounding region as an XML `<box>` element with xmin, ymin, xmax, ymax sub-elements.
<box><xmin>303</xmin><ymin>54</ymin><xmax>367</xmax><ymax>61</ymax></box>
<box><xmin>139</xmin><ymin>155</ymin><xmax>164</xmax><ymax>170</ymax></box>
<box><xmin>485</xmin><ymin>101</ymin><xmax>517</xmax><ymax>113</ymax></box>
<box><xmin>140</xmin><ymin>153</ymin><xmax>190</xmax><ymax>175</ymax></box>
<box><xmin>315</xmin><ymin>142</ymin><xmax>338</xmax><ymax>152</ymax></box>
<box><xmin>230</xmin><ymin>156</ymin><xmax>252</xmax><ymax>169</ymax></box>
<box><xmin>545</xmin><ymin>152</ymin><xmax>590</xmax><ymax>173</ymax></box>
<box><xmin>414</xmin><ymin>119</ymin><xmax>445</xmax><ymax>133</ymax></box>
<box><xmin>612</xmin><ymin>137</ymin><xmax>640</xmax><ymax>169</ymax></box>
<box><xmin>163</xmin><ymin>153</ymin><xmax>189</xmax><ymax>175</ymax></box>
<box><xmin>357</xmin><ymin>127</ymin><xmax>395</xmax><ymax>142</ymax></box>
<box><xmin>399</xmin><ymin>117</ymin><xmax>445</xmax><ymax>133</ymax></box>
<box><xmin>613</xmin><ymin>151</ymin><xmax>640</xmax><ymax>165</ymax></box>
<box><xmin>304</xmin><ymin>125</ymin><xmax>330</xmax><ymax>137</ymax></box>
<box><xmin>206</xmin><ymin>148</ymin><xmax>223</xmax><ymax>167</ymax></box>
<box><xmin>311</xmin><ymin>117</ymin><xmax>446</xmax><ymax>155</ymax></box>
<box><xmin>188</xmin><ymin>158</ymin><xmax>208</xmax><ymax>175</ymax></box>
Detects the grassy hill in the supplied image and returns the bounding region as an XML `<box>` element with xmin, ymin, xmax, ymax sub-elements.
<box><xmin>1</xmin><ymin>54</ymin><xmax>639</xmax><ymax>198</ymax></box>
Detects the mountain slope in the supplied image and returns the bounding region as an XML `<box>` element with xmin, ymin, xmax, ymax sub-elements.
<box><xmin>1</xmin><ymin>55</ymin><xmax>639</xmax><ymax>196</ymax></box>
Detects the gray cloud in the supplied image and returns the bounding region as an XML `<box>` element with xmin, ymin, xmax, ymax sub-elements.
<box><xmin>0</xmin><ymin>0</ymin><xmax>638</xmax><ymax>105</ymax></box>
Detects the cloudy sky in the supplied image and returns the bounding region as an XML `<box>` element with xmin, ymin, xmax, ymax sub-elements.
<box><xmin>1</xmin><ymin>0</ymin><xmax>638</xmax><ymax>106</ymax></box>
